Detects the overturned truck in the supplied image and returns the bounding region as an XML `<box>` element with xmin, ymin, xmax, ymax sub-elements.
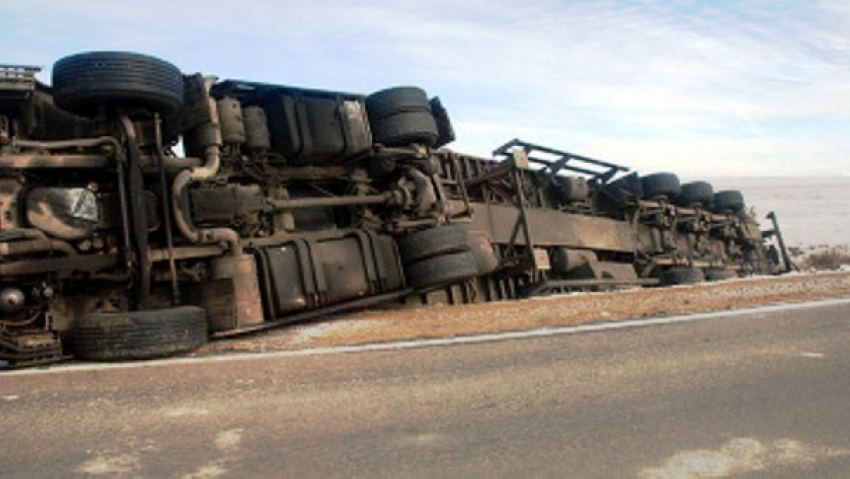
<box><xmin>0</xmin><ymin>52</ymin><xmax>791</xmax><ymax>368</ymax></box>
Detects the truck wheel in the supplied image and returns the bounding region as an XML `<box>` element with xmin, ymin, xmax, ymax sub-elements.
<box><xmin>601</xmin><ymin>173</ymin><xmax>643</xmax><ymax>206</ymax></box>
<box><xmin>405</xmin><ymin>250</ymin><xmax>479</xmax><ymax>290</ymax></box>
<box><xmin>640</xmin><ymin>173</ymin><xmax>681</xmax><ymax>200</ymax></box>
<box><xmin>52</xmin><ymin>51</ymin><xmax>184</xmax><ymax>117</ymax></box>
<box><xmin>661</xmin><ymin>266</ymin><xmax>705</xmax><ymax>286</ymax></box>
<box><xmin>371</xmin><ymin>110</ymin><xmax>438</xmax><ymax>147</ymax></box>
<box><xmin>676</xmin><ymin>181</ymin><xmax>714</xmax><ymax>207</ymax></box>
<box><xmin>71</xmin><ymin>306</ymin><xmax>207</xmax><ymax>361</ymax></box>
<box><xmin>398</xmin><ymin>225</ymin><xmax>470</xmax><ymax>264</ymax></box>
<box><xmin>367</xmin><ymin>86</ymin><xmax>438</xmax><ymax>146</ymax></box>
<box><xmin>713</xmin><ymin>190</ymin><xmax>745</xmax><ymax>213</ymax></box>
<box><xmin>366</xmin><ymin>86</ymin><xmax>431</xmax><ymax>120</ymax></box>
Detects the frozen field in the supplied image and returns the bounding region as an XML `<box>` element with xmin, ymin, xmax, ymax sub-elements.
<box><xmin>705</xmin><ymin>177</ymin><xmax>849</xmax><ymax>248</ymax></box>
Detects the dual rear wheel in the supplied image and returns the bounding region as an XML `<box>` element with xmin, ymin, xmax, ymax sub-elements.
<box><xmin>638</xmin><ymin>173</ymin><xmax>746</xmax><ymax>213</ymax></box>
<box><xmin>397</xmin><ymin>225</ymin><xmax>479</xmax><ymax>290</ymax></box>
<box><xmin>366</xmin><ymin>87</ymin><xmax>439</xmax><ymax>147</ymax></box>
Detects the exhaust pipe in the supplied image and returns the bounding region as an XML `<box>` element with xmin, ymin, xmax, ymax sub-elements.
<box><xmin>171</xmin><ymin>82</ymin><xmax>241</xmax><ymax>255</ymax></box>
<box><xmin>0</xmin><ymin>229</ymin><xmax>76</xmax><ymax>257</ymax></box>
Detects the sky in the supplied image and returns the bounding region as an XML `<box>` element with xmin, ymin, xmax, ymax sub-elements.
<box><xmin>2</xmin><ymin>0</ymin><xmax>849</xmax><ymax>177</ymax></box>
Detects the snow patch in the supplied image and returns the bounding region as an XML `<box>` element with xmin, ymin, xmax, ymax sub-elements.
<box><xmin>180</xmin><ymin>463</ymin><xmax>228</xmax><ymax>479</ymax></box>
<box><xmin>286</xmin><ymin>319</ymin><xmax>376</xmax><ymax>345</ymax></box>
<box><xmin>640</xmin><ymin>437</ymin><xmax>850</xmax><ymax>478</ymax></box>
<box><xmin>214</xmin><ymin>428</ymin><xmax>244</xmax><ymax>451</ymax></box>
<box><xmin>77</xmin><ymin>453</ymin><xmax>140</xmax><ymax>476</ymax></box>
<box><xmin>165</xmin><ymin>406</ymin><xmax>210</xmax><ymax>417</ymax></box>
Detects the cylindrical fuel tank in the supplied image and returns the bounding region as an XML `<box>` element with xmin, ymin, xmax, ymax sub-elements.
<box><xmin>243</xmin><ymin>106</ymin><xmax>271</xmax><ymax>151</ymax></box>
<box><xmin>183</xmin><ymin>121</ymin><xmax>223</xmax><ymax>156</ymax></box>
<box><xmin>209</xmin><ymin>254</ymin><xmax>264</xmax><ymax>330</ymax></box>
<box><xmin>549</xmin><ymin>248</ymin><xmax>597</xmax><ymax>273</ymax></box>
<box><xmin>216</xmin><ymin>97</ymin><xmax>246</xmax><ymax>145</ymax></box>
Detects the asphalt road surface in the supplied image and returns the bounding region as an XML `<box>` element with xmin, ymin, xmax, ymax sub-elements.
<box><xmin>2</xmin><ymin>299</ymin><xmax>849</xmax><ymax>478</ymax></box>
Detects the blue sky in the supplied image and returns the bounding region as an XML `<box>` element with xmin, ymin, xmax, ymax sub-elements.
<box><xmin>3</xmin><ymin>0</ymin><xmax>849</xmax><ymax>177</ymax></box>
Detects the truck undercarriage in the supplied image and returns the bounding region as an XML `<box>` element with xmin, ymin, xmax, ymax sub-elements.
<box><xmin>0</xmin><ymin>52</ymin><xmax>790</xmax><ymax>368</ymax></box>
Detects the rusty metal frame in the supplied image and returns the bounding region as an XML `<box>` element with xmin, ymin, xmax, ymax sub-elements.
<box><xmin>0</xmin><ymin>64</ymin><xmax>39</xmax><ymax>101</ymax></box>
<box><xmin>458</xmin><ymin>140</ymin><xmax>642</xmax><ymax>292</ymax></box>
<box><xmin>765</xmin><ymin>211</ymin><xmax>796</xmax><ymax>273</ymax></box>
<box><xmin>492</xmin><ymin>138</ymin><xmax>629</xmax><ymax>184</ymax></box>
<box><xmin>486</xmin><ymin>140</ymin><xmax>630</xmax><ymax>285</ymax></box>
<box><xmin>474</xmin><ymin>150</ymin><xmax>540</xmax><ymax>282</ymax></box>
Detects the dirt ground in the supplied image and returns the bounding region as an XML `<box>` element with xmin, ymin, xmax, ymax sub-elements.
<box><xmin>198</xmin><ymin>270</ymin><xmax>850</xmax><ymax>356</ymax></box>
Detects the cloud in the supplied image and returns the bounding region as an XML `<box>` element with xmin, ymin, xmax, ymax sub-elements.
<box><xmin>2</xmin><ymin>0</ymin><xmax>848</xmax><ymax>176</ymax></box>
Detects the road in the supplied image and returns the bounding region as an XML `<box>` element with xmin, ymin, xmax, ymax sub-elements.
<box><xmin>2</xmin><ymin>300</ymin><xmax>849</xmax><ymax>478</ymax></box>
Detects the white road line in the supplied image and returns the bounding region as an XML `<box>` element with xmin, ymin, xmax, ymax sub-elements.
<box><xmin>7</xmin><ymin>297</ymin><xmax>850</xmax><ymax>377</ymax></box>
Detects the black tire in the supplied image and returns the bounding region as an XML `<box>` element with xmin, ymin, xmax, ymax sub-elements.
<box><xmin>640</xmin><ymin>172</ymin><xmax>681</xmax><ymax>200</ymax></box>
<box><xmin>661</xmin><ymin>266</ymin><xmax>705</xmax><ymax>286</ymax></box>
<box><xmin>397</xmin><ymin>225</ymin><xmax>470</xmax><ymax>265</ymax></box>
<box><xmin>371</xmin><ymin>110</ymin><xmax>439</xmax><ymax>147</ymax></box>
<box><xmin>676</xmin><ymin>181</ymin><xmax>714</xmax><ymax>207</ymax></box>
<box><xmin>713</xmin><ymin>190</ymin><xmax>745</xmax><ymax>213</ymax></box>
<box><xmin>601</xmin><ymin>173</ymin><xmax>643</xmax><ymax>206</ymax></box>
<box><xmin>71</xmin><ymin>306</ymin><xmax>207</xmax><ymax>361</ymax></box>
<box><xmin>52</xmin><ymin>51</ymin><xmax>184</xmax><ymax>117</ymax></box>
<box><xmin>704</xmin><ymin>267</ymin><xmax>737</xmax><ymax>281</ymax></box>
<box><xmin>366</xmin><ymin>86</ymin><xmax>431</xmax><ymax>120</ymax></box>
<box><xmin>405</xmin><ymin>251</ymin><xmax>479</xmax><ymax>290</ymax></box>
<box><xmin>429</xmin><ymin>96</ymin><xmax>456</xmax><ymax>147</ymax></box>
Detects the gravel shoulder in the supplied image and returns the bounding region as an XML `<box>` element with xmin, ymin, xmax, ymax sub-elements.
<box><xmin>198</xmin><ymin>271</ymin><xmax>850</xmax><ymax>356</ymax></box>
